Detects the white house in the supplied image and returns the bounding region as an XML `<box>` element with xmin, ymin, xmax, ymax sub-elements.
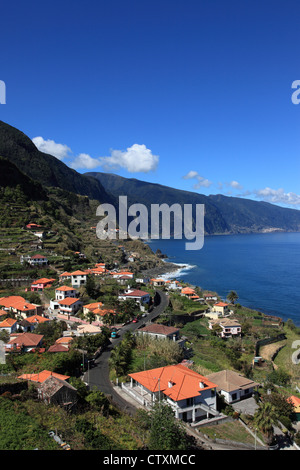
<box><xmin>118</xmin><ymin>289</ymin><xmax>151</xmax><ymax>309</ymax></box>
<box><xmin>212</xmin><ymin>302</ymin><xmax>230</xmax><ymax>316</ymax></box>
<box><xmin>125</xmin><ymin>364</ymin><xmax>218</xmax><ymax>423</ymax></box>
<box><xmin>55</xmin><ymin>286</ymin><xmax>78</xmax><ymax>301</ymax></box>
<box><xmin>206</xmin><ymin>370</ymin><xmax>260</xmax><ymax>404</ymax></box>
<box><xmin>0</xmin><ymin>317</ymin><xmax>18</xmax><ymax>334</ymax></box>
<box><xmin>57</xmin><ymin>298</ymin><xmax>82</xmax><ymax>316</ymax></box>
<box><xmin>137</xmin><ymin>324</ymin><xmax>186</xmax><ymax>347</ymax></box>
<box><xmin>208</xmin><ymin>318</ymin><xmax>242</xmax><ymax>338</ymax></box>
<box><xmin>21</xmin><ymin>254</ymin><xmax>48</xmax><ymax>266</ymax></box>
<box><xmin>70</xmin><ymin>270</ymin><xmax>87</xmax><ymax>288</ymax></box>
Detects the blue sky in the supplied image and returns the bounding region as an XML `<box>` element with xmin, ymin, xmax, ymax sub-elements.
<box><xmin>1</xmin><ymin>0</ymin><xmax>300</xmax><ymax>208</ymax></box>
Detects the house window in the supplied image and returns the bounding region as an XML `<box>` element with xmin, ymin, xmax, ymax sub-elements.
<box><xmin>232</xmin><ymin>393</ymin><xmax>237</xmax><ymax>401</ymax></box>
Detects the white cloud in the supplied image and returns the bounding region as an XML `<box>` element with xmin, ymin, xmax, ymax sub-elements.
<box><xmin>228</xmin><ymin>180</ymin><xmax>243</xmax><ymax>190</ymax></box>
<box><xmin>99</xmin><ymin>144</ymin><xmax>159</xmax><ymax>173</ymax></box>
<box><xmin>70</xmin><ymin>153</ymin><xmax>100</xmax><ymax>170</ymax></box>
<box><xmin>253</xmin><ymin>187</ymin><xmax>300</xmax><ymax>206</ymax></box>
<box><xmin>183</xmin><ymin>170</ymin><xmax>212</xmax><ymax>189</ymax></box>
<box><xmin>32</xmin><ymin>136</ymin><xmax>158</xmax><ymax>174</ymax></box>
<box><xmin>32</xmin><ymin>136</ymin><xmax>71</xmax><ymax>161</ymax></box>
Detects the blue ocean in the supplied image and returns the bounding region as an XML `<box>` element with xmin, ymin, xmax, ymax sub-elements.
<box><xmin>147</xmin><ymin>232</ymin><xmax>300</xmax><ymax>326</ymax></box>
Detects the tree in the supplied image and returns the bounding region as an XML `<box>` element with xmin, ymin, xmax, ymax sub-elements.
<box><xmin>109</xmin><ymin>346</ymin><xmax>128</xmax><ymax>377</ymax></box>
<box><xmin>227</xmin><ymin>290</ymin><xmax>239</xmax><ymax>304</ymax></box>
<box><xmin>148</xmin><ymin>402</ymin><xmax>190</xmax><ymax>450</ymax></box>
<box><xmin>253</xmin><ymin>401</ymin><xmax>278</xmax><ymax>445</ymax></box>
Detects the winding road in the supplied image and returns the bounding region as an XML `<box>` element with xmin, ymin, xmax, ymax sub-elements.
<box><xmin>84</xmin><ymin>289</ymin><xmax>169</xmax><ymax>414</ymax></box>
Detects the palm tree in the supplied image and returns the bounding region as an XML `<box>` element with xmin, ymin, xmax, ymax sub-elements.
<box><xmin>253</xmin><ymin>401</ymin><xmax>278</xmax><ymax>445</ymax></box>
<box><xmin>227</xmin><ymin>290</ymin><xmax>238</xmax><ymax>304</ymax></box>
<box><xmin>109</xmin><ymin>346</ymin><xmax>127</xmax><ymax>377</ymax></box>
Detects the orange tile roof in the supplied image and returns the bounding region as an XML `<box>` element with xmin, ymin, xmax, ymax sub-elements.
<box><xmin>8</xmin><ymin>332</ymin><xmax>43</xmax><ymax>347</ymax></box>
<box><xmin>0</xmin><ymin>309</ymin><xmax>7</xmax><ymax>316</ymax></box>
<box><xmin>18</xmin><ymin>370</ymin><xmax>70</xmax><ymax>383</ymax></box>
<box><xmin>31</xmin><ymin>278</ymin><xmax>56</xmax><ymax>285</ymax></box>
<box><xmin>58</xmin><ymin>297</ymin><xmax>81</xmax><ymax>306</ymax></box>
<box><xmin>181</xmin><ymin>287</ymin><xmax>195</xmax><ymax>294</ymax></box>
<box><xmin>59</xmin><ymin>272</ymin><xmax>72</xmax><ymax>277</ymax></box>
<box><xmin>55</xmin><ymin>286</ymin><xmax>76</xmax><ymax>291</ymax></box>
<box><xmin>83</xmin><ymin>302</ymin><xmax>103</xmax><ymax>310</ymax></box>
<box><xmin>0</xmin><ymin>296</ymin><xmax>27</xmax><ymax>308</ymax></box>
<box><xmin>13</xmin><ymin>301</ymin><xmax>37</xmax><ymax>312</ymax></box>
<box><xmin>70</xmin><ymin>270</ymin><xmax>87</xmax><ymax>275</ymax></box>
<box><xmin>214</xmin><ymin>302</ymin><xmax>229</xmax><ymax>307</ymax></box>
<box><xmin>289</xmin><ymin>395</ymin><xmax>300</xmax><ymax>411</ymax></box>
<box><xmin>0</xmin><ymin>317</ymin><xmax>17</xmax><ymax>328</ymax></box>
<box><xmin>25</xmin><ymin>315</ymin><xmax>50</xmax><ymax>324</ymax></box>
<box><xmin>56</xmin><ymin>336</ymin><xmax>74</xmax><ymax>344</ymax></box>
<box><xmin>129</xmin><ymin>364</ymin><xmax>217</xmax><ymax>402</ymax></box>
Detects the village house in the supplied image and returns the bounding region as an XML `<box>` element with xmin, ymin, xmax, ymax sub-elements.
<box><xmin>57</xmin><ymin>297</ymin><xmax>82</xmax><ymax>316</ymax></box>
<box><xmin>59</xmin><ymin>272</ymin><xmax>72</xmax><ymax>282</ymax></box>
<box><xmin>28</xmin><ymin>254</ymin><xmax>48</xmax><ymax>266</ymax></box>
<box><xmin>37</xmin><ymin>375</ymin><xmax>78</xmax><ymax>410</ymax></box>
<box><xmin>18</xmin><ymin>315</ymin><xmax>48</xmax><ymax>333</ymax></box>
<box><xmin>6</xmin><ymin>332</ymin><xmax>44</xmax><ymax>352</ymax></box>
<box><xmin>206</xmin><ymin>369</ymin><xmax>260</xmax><ymax>404</ymax></box>
<box><xmin>137</xmin><ymin>324</ymin><xmax>186</xmax><ymax>348</ymax></box>
<box><xmin>18</xmin><ymin>370</ymin><xmax>70</xmax><ymax>384</ymax></box>
<box><xmin>90</xmin><ymin>266</ymin><xmax>106</xmax><ymax>276</ymax></box>
<box><xmin>0</xmin><ymin>296</ymin><xmax>42</xmax><ymax>319</ymax></box>
<box><xmin>111</xmin><ymin>271</ymin><xmax>134</xmax><ymax>280</ymax></box>
<box><xmin>83</xmin><ymin>302</ymin><xmax>104</xmax><ymax>316</ymax></box>
<box><xmin>150</xmin><ymin>278</ymin><xmax>166</xmax><ymax>287</ymax></box>
<box><xmin>55</xmin><ymin>286</ymin><xmax>78</xmax><ymax>301</ymax></box>
<box><xmin>165</xmin><ymin>280</ymin><xmax>182</xmax><ymax>291</ymax></box>
<box><xmin>135</xmin><ymin>276</ymin><xmax>150</xmax><ymax>285</ymax></box>
<box><xmin>47</xmin><ymin>336</ymin><xmax>74</xmax><ymax>353</ymax></box>
<box><xmin>124</xmin><ymin>364</ymin><xmax>219</xmax><ymax>423</ymax></box>
<box><xmin>49</xmin><ymin>286</ymin><xmax>79</xmax><ymax>313</ymax></box>
<box><xmin>181</xmin><ymin>287</ymin><xmax>196</xmax><ymax>298</ymax></box>
<box><xmin>70</xmin><ymin>270</ymin><xmax>87</xmax><ymax>288</ymax></box>
<box><xmin>212</xmin><ymin>301</ymin><xmax>230</xmax><ymax>316</ymax></box>
<box><xmin>203</xmin><ymin>293</ymin><xmax>218</xmax><ymax>302</ymax></box>
<box><xmin>118</xmin><ymin>289</ymin><xmax>151</xmax><ymax>309</ymax></box>
<box><xmin>77</xmin><ymin>324</ymin><xmax>102</xmax><ymax>336</ymax></box>
<box><xmin>31</xmin><ymin>277</ymin><xmax>56</xmax><ymax>292</ymax></box>
<box><xmin>208</xmin><ymin>318</ymin><xmax>242</xmax><ymax>338</ymax></box>
<box><xmin>0</xmin><ymin>317</ymin><xmax>18</xmax><ymax>335</ymax></box>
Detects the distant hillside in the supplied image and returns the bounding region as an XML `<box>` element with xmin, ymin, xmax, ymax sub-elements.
<box><xmin>86</xmin><ymin>172</ymin><xmax>300</xmax><ymax>235</ymax></box>
<box><xmin>0</xmin><ymin>120</ymin><xmax>114</xmax><ymax>204</ymax></box>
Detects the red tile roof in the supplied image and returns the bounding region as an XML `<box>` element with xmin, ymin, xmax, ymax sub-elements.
<box><xmin>122</xmin><ymin>289</ymin><xmax>149</xmax><ymax>297</ymax></box>
<box><xmin>18</xmin><ymin>370</ymin><xmax>70</xmax><ymax>383</ymax></box>
<box><xmin>25</xmin><ymin>315</ymin><xmax>50</xmax><ymax>324</ymax></box>
<box><xmin>55</xmin><ymin>286</ymin><xmax>76</xmax><ymax>292</ymax></box>
<box><xmin>0</xmin><ymin>317</ymin><xmax>17</xmax><ymax>328</ymax></box>
<box><xmin>58</xmin><ymin>297</ymin><xmax>81</xmax><ymax>306</ymax></box>
<box><xmin>31</xmin><ymin>278</ymin><xmax>55</xmax><ymax>285</ymax></box>
<box><xmin>8</xmin><ymin>332</ymin><xmax>43</xmax><ymax>347</ymax></box>
<box><xmin>129</xmin><ymin>364</ymin><xmax>217</xmax><ymax>402</ymax></box>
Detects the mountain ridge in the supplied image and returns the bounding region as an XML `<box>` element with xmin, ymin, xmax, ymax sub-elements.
<box><xmin>0</xmin><ymin>120</ymin><xmax>115</xmax><ymax>205</ymax></box>
<box><xmin>85</xmin><ymin>171</ymin><xmax>300</xmax><ymax>235</ymax></box>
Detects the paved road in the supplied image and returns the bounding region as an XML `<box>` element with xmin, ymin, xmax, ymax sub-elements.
<box><xmin>85</xmin><ymin>289</ymin><xmax>169</xmax><ymax>414</ymax></box>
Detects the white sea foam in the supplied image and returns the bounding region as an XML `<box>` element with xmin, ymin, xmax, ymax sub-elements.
<box><xmin>158</xmin><ymin>261</ymin><xmax>196</xmax><ymax>280</ymax></box>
